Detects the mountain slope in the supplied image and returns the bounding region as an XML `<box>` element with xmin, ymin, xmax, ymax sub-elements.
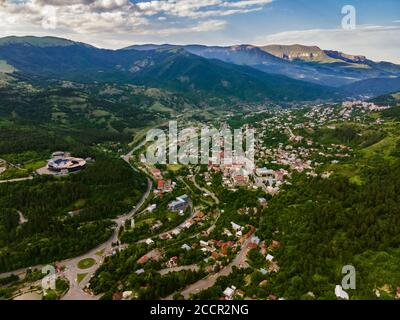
<box><xmin>261</xmin><ymin>44</ymin><xmax>329</xmax><ymax>62</ymax></box>
<box><xmin>369</xmin><ymin>91</ymin><xmax>400</xmax><ymax>106</ymax></box>
<box><xmin>340</xmin><ymin>77</ymin><xmax>400</xmax><ymax>98</ymax></box>
<box><xmin>126</xmin><ymin>44</ymin><xmax>343</xmax><ymax>86</ymax></box>
<box><xmin>0</xmin><ymin>36</ymin><xmax>338</xmax><ymax>102</ymax></box>
<box><xmin>261</xmin><ymin>44</ymin><xmax>400</xmax><ymax>85</ymax></box>
<box><xmin>126</xmin><ymin>43</ymin><xmax>400</xmax><ymax>88</ymax></box>
<box><xmin>0</xmin><ymin>36</ymin><xmax>86</xmax><ymax>48</ymax></box>
<box><xmin>130</xmin><ymin>49</ymin><xmax>339</xmax><ymax>101</ymax></box>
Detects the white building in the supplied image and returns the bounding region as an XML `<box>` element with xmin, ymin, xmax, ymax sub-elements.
<box><xmin>145</xmin><ymin>238</ymin><xmax>155</xmax><ymax>246</ymax></box>
<box><xmin>231</xmin><ymin>222</ymin><xmax>243</xmax><ymax>231</ymax></box>
<box><xmin>335</xmin><ymin>285</ymin><xmax>349</xmax><ymax>300</ymax></box>
<box><xmin>223</xmin><ymin>286</ymin><xmax>236</xmax><ymax>300</ymax></box>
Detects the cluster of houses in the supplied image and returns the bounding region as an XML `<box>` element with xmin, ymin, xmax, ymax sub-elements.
<box><xmin>248</xmin><ymin>104</ymin><xmax>366</xmax><ymax>186</ymax></box>
<box><xmin>218</xmin><ymin>237</ymin><xmax>282</xmax><ymax>300</ymax></box>
<box><xmin>150</xmin><ymin>168</ymin><xmax>176</xmax><ymax>195</ymax></box>
<box><xmin>196</xmin><ymin>222</ymin><xmax>256</xmax><ymax>263</ymax></box>
<box><xmin>158</xmin><ymin>210</ymin><xmax>204</xmax><ymax>241</ymax></box>
<box><xmin>137</xmin><ymin>248</ymin><xmax>163</xmax><ymax>265</ymax></box>
<box><xmin>203</xmin><ymin>152</ymin><xmax>289</xmax><ymax>195</ymax></box>
<box><xmin>342</xmin><ymin>100</ymin><xmax>391</xmax><ymax>111</ymax></box>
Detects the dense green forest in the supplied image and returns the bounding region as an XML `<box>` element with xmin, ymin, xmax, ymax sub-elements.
<box><xmin>0</xmin><ymin>154</ymin><xmax>147</xmax><ymax>272</ymax></box>
<box><xmin>256</xmin><ymin>159</ymin><xmax>400</xmax><ymax>299</ymax></box>
<box><xmin>0</xmin><ymin>78</ymin><xmax>180</xmax><ymax>131</ymax></box>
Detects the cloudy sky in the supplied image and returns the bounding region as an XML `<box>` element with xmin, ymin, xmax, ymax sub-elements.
<box><xmin>0</xmin><ymin>0</ymin><xmax>399</xmax><ymax>63</ymax></box>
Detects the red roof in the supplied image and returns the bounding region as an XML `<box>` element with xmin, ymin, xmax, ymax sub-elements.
<box><xmin>234</xmin><ymin>175</ymin><xmax>247</xmax><ymax>182</ymax></box>
<box><xmin>137</xmin><ymin>256</ymin><xmax>149</xmax><ymax>264</ymax></box>
<box><xmin>157</xmin><ymin>180</ymin><xmax>165</xmax><ymax>189</ymax></box>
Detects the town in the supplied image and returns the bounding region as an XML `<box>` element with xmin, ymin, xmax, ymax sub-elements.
<box><xmin>1</xmin><ymin>98</ymin><xmax>399</xmax><ymax>302</ymax></box>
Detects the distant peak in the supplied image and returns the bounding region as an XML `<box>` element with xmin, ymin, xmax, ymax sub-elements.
<box><xmin>260</xmin><ymin>44</ymin><xmax>326</xmax><ymax>61</ymax></box>
<box><xmin>0</xmin><ymin>36</ymin><xmax>92</xmax><ymax>48</ymax></box>
<box><xmin>229</xmin><ymin>44</ymin><xmax>257</xmax><ymax>50</ymax></box>
<box><xmin>324</xmin><ymin>50</ymin><xmax>367</xmax><ymax>63</ymax></box>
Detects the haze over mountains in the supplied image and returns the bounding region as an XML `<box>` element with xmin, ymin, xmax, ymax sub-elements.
<box><xmin>127</xmin><ymin>43</ymin><xmax>400</xmax><ymax>89</ymax></box>
<box><xmin>1</xmin><ymin>36</ymin><xmax>399</xmax><ymax>102</ymax></box>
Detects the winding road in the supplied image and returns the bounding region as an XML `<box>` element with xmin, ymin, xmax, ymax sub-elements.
<box><xmin>190</xmin><ymin>175</ymin><xmax>220</xmax><ymax>205</ymax></box>
<box><xmin>61</xmin><ymin>177</ymin><xmax>152</xmax><ymax>300</ymax></box>
<box><xmin>1</xmin><ymin>142</ymin><xmax>253</xmax><ymax>301</ymax></box>
<box><xmin>164</xmin><ymin>236</ymin><xmax>253</xmax><ymax>300</ymax></box>
<box><xmin>0</xmin><ymin>145</ymin><xmax>153</xmax><ymax>301</ymax></box>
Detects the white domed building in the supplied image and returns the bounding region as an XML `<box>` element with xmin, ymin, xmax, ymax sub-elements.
<box><xmin>47</xmin><ymin>152</ymin><xmax>86</xmax><ymax>173</ymax></box>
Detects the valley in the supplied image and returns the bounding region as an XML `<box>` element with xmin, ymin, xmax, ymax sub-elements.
<box><xmin>0</xmin><ymin>36</ymin><xmax>399</xmax><ymax>301</ymax></box>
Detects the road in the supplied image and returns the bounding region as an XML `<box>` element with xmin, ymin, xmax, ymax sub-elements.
<box><xmin>1</xmin><ymin>143</ymin><xmax>252</xmax><ymax>301</ymax></box>
<box><xmin>190</xmin><ymin>175</ymin><xmax>220</xmax><ymax>205</ymax></box>
<box><xmin>137</xmin><ymin>200</ymin><xmax>194</xmax><ymax>244</ymax></box>
<box><xmin>164</xmin><ymin>236</ymin><xmax>253</xmax><ymax>300</ymax></box>
<box><xmin>0</xmin><ymin>145</ymin><xmax>153</xmax><ymax>300</ymax></box>
<box><xmin>0</xmin><ymin>176</ymin><xmax>34</xmax><ymax>184</ymax></box>
<box><xmin>61</xmin><ymin>146</ymin><xmax>153</xmax><ymax>300</ymax></box>
<box><xmin>61</xmin><ymin>177</ymin><xmax>152</xmax><ymax>300</ymax></box>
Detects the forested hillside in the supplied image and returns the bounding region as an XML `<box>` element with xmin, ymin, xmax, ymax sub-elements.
<box><xmin>0</xmin><ymin>154</ymin><xmax>147</xmax><ymax>272</ymax></box>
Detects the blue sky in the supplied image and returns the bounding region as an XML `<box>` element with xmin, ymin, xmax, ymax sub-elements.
<box><xmin>0</xmin><ymin>0</ymin><xmax>399</xmax><ymax>62</ymax></box>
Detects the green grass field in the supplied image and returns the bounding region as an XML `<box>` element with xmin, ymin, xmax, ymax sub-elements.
<box><xmin>77</xmin><ymin>273</ymin><xmax>88</xmax><ymax>284</ymax></box>
<box><xmin>23</xmin><ymin>160</ymin><xmax>46</xmax><ymax>171</ymax></box>
<box><xmin>77</xmin><ymin>258</ymin><xmax>96</xmax><ymax>270</ymax></box>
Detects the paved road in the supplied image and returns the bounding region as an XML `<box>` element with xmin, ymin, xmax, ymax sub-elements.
<box><xmin>1</xmin><ymin>143</ymin><xmax>252</xmax><ymax>301</ymax></box>
<box><xmin>60</xmin><ymin>146</ymin><xmax>153</xmax><ymax>300</ymax></box>
<box><xmin>61</xmin><ymin>177</ymin><xmax>152</xmax><ymax>300</ymax></box>
<box><xmin>137</xmin><ymin>200</ymin><xmax>194</xmax><ymax>244</ymax></box>
<box><xmin>0</xmin><ymin>176</ymin><xmax>34</xmax><ymax>184</ymax></box>
<box><xmin>164</xmin><ymin>236</ymin><xmax>253</xmax><ymax>300</ymax></box>
<box><xmin>0</xmin><ymin>145</ymin><xmax>153</xmax><ymax>300</ymax></box>
<box><xmin>191</xmin><ymin>175</ymin><xmax>220</xmax><ymax>205</ymax></box>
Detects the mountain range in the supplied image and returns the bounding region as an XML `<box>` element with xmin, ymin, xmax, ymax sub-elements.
<box><xmin>126</xmin><ymin>43</ymin><xmax>400</xmax><ymax>90</ymax></box>
<box><xmin>0</xmin><ymin>36</ymin><xmax>399</xmax><ymax>102</ymax></box>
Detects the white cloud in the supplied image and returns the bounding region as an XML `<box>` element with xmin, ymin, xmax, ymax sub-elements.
<box><xmin>136</xmin><ymin>0</ymin><xmax>273</xmax><ymax>18</ymax></box>
<box><xmin>0</xmin><ymin>0</ymin><xmax>273</xmax><ymax>34</ymax></box>
<box><xmin>256</xmin><ymin>25</ymin><xmax>400</xmax><ymax>64</ymax></box>
<box><xmin>0</xmin><ymin>0</ymin><xmax>149</xmax><ymax>33</ymax></box>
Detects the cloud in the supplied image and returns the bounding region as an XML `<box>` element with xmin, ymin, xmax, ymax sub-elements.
<box><xmin>255</xmin><ymin>25</ymin><xmax>400</xmax><ymax>64</ymax></box>
<box><xmin>0</xmin><ymin>0</ymin><xmax>273</xmax><ymax>34</ymax></box>
<box><xmin>117</xmin><ymin>19</ymin><xmax>227</xmax><ymax>36</ymax></box>
<box><xmin>0</xmin><ymin>0</ymin><xmax>149</xmax><ymax>33</ymax></box>
<box><xmin>136</xmin><ymin>0</ymin><xmax>273</xmax><ymax>18</ymax></box>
